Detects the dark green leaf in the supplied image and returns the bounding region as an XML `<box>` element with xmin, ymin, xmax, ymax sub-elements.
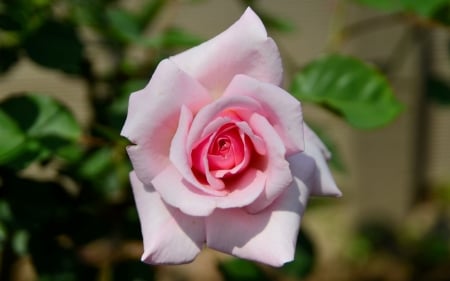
<box><xmin>355</xmin><ymin>0</ymin><xmax>404</xmax><ymax>12</ymax></box>
<box><xmin>219</xmin><ymin>259</ymin><xmax>269</xmax><ymax>281</ymax></box>
<box><xmin>24</xmin><ymin>20</ymin><xmax>83</xmax><ymax>74</ymax></box>
<box><xmin>136</xmin><ymin>0</ymin><xmax>166</xmax><ymax>30</ymax></box>
<box><xmin>112</xmin><ymin>260</ymin><xmax>155</xmax><ymax>281</ymax></box>
<box><xmin>427</xmin><ymin>77</ymin><xmax>450</xmax><ymax>105</ymax></box>
<box><xmin>260</xmin><ymin>12</ymin><xmax>295</xmax><ymax>32</ymax></box>
<box><xmin>0</xmin><ymin>94</ymin><xmax>81</xmax><ymax>169</ymax></box>
<box><xmin>12</xmin><ymin>229</ymin><xmax>29</xmax><ymax>256</ymax></box>
<box><xmin>0</xmin><ymin>110</ymin><xmax>26</xmax><ymax>165</ymax></box>
<box><xmin>0</xmin><ymin>47</ymin><xmax>19</xmax><ymax>73</ymax></box>
<box><xmin>106</xmin><ymin>8</ymin><xmax>141</xmax><ymax>42</ymax></box>
<box><xmin>291</xmin><ymin>54</ymin><xmax>403</xmax><ymax>129</ymax></box>
<box><xmin>281</xmin><ymin>230</ymin><xmax>316</xmax><ymax>278</ymax></box>
<box><xmin>141</xmin><ymin>27</ymin><xmax>203</xmax><ymax>49</ymax></box>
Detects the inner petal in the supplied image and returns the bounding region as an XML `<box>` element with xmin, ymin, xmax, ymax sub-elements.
<box><xmin>208</xmin><ymin>125</ymin><xmax>244</xmax><ymax>171</ymax></box>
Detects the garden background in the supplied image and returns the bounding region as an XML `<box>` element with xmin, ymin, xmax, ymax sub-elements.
<box><xmin>1</xmin><ymin>0</ymin><xmax>449</xmax><ymax>280</ymax></box>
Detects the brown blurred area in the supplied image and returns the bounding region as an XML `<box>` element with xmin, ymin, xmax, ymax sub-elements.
<box><xmin>1</xmin><ymin>0</ymin><xmax>449</xmax><ymax>280</ymax></box>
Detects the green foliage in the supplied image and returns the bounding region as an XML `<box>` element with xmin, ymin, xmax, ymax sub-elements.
<box><xmin>356</xmin><ymin>0</ymin><xmax>450</xmax><ymax>25</ymax></box>
<box><xmin>218</xmin><ymin>259</ymin><xmax>269</xmax><ymax>281</ymax></box>
<box><xmin>281</xmin><ymin>230</ymin><xmax>316</xmax><ymax>278</ymax></box>
<box><xmin>24</xmin><ymin>20</ymin><xmax>84</xmax><ymax>74</ymax></box>
<box><xmin>291</xmin><ymin>54</ymin><xmax>403</xmax><ymax>129</ymax></box>
<box><xmin>0</xmin><ymin>94</ymin><xmax>81</xmax><ymax>169</ymax></box>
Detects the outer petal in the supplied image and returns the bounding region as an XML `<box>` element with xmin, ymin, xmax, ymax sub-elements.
<box><xmin>206</xmin><ymin>174</ymin><xmax>309</xmax><ymax>267</ymax></box>
<box><xmin>223</xmin><ymin>74</ymin><xmax>304</xmax><ymax>155</ymax></box>
<box><xmin>130</xmin><ymin>172</ymin><xmax>205</xmax><ymax>264</ymax></box>
<box><xmin>151</xmin><ymin>165</ymin><xmax>217</xmax><ymax>216</ymax></box>
<box><xmin>121</xmin><ymin>59</ymin><xmax>212</xmax><ymax>185</ymax></box>
<box><xmin>170</xmin><ymin>7</ymin><xmax>282</xmax><ymax>95</ymax></box>
<box><xmin>288</xmin><ymin>125</ymin><xmax>341</xmax><ymax>197</ymax></box>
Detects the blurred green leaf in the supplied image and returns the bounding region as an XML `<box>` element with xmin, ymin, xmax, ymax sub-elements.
<box><xmin>291</xmin><ymin>54</ymin><xmax>403</xmax><ymax>129</ymax></box>
<box><xmin>113</xmin><ymin>260</ymin><xmax>155</xmax><ymax>281</ymax></box>
<box><xmin>0</xmin><ymin>47</ymin><xmax>19</xmax><ymax>73</ymax></box>
<box><xmin>0</xmin><ymin>110</ymin><xmax>26</xmax><ymax>165</ymax></box>
<box><xmin>355</xmin><ymin>0</ymin><xmax>404</xmax><ymax>12</ymax></box>
<box><xmin>260</xmin><ymin>12</ymin><xmax>295</xmax><ymax>32</ymax></box>
<box><xmin>355</xmin><ymin>0</ymin><xmax>449</xmax><ymax>17</ymax></box>
<box><xmin>281</xmin><ymin>230</ymin><xmax>316</xmax><ymax>278</ymax></box>
<box><xmin>79</xmin><ymin>147</ymin><xmax>112</xmax><ymax>179</ymax></box>
<box><xmin>141</xmin><ymin>27</ymin><xmax>203</xmax><ymax>49</ymax></box>
<box><xmin>0</xmin><ymin>94</ymin><xmax>81</xmax><ymax>169</ymax></box>
<box><xmin>136</xmin><ymin>0</ymin><xmax>166</xmax><ymax>29</ymax></box>
<box><xmin>24</xmin><ymin>20</ymin><xmax>83</xmax><ymax>74</ymax></box>
<box><xmin>106</xmin><ymin>8</ymin><xmax>141</xmax><ymax>42</ymax></box>
<box><xmin>428</xmin><ymin>77</ymin><xmax>450</xmax><ymax>105</ymax></box>
<box><xmin>218</xmin><ymin>259</ymin><xmax>269</xmax><ymax>281</ymax></box>
<box><xmin>12</xmin><ymin>229</ymin><xmax>29</xmax><ymax>256</ymax></box>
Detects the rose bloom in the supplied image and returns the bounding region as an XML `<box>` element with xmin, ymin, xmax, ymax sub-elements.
<box><xmin>121</xmin><ymin>8</ymin><xmax>341</xmax><ymax>267</ymax></box>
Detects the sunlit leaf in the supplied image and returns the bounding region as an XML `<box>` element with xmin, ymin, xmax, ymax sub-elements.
<box><xmin>291</xmin><ymin>54</ymin><xmax>403</xmax><ymax>129</ymax></box>
<box><xmin>0</xmin><ymin>110</ymin><xmax>26</xmax><ymax>164</ymax></box>
<box><xmin>0</xmin><ymin>94</ymin><xmax>81</xmax><ymax>169</ymax></box>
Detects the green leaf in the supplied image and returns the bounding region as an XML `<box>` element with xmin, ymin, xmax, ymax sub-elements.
<box><xmin>12</xmin><ymin>229</ymin><xmax>30</xmax><ymax>256</ymax></box>
<box><xmin>106</xmin><ymin>8</ymin><xmax>141</xmax><ymax>42</ymax></box>
<box><xmin>355</xmin><ymin>0</ymin><xmax>404</xmax><ymax>12</ymax></box>
<box><xmin>259</xmin><ymin>12</ymin><xmax>295</xmax><ymax>32</ymax></box>
<box><xmin>141</xmin><ymin>27</ymin><xmax>203</xmax><ymax>49</ymax></box>
<box><xmin>0</xmin><ymin>47</ymin><xmax>19</xmax><ymax>73</ymax></box>
<box><xmin>218</xmin><ymin>259</ymin><xmax>269</xmax><ymax>281</ymax></box>
<box><xmin>0</xmin><ymin>110</ymin><xmax>26</xmax><ymax>164</ymax></box>
<box><xmin>0</xmin><ymin>94</ymin><xmax>81</xmax><ymax>168</ymax></box>
<box><xmin>427</xmin><ymin>77</ymin><xmax>450</xmax><ymax>105</ymax></box>
<box><xmin>24</xmin><ymin>20</ymin><xmax>83</xmax><ymax>74</ymax></box>
<box><xmin>291</xmin><ymin>54</ymin><xmax>403</xmax><ymax>129</ymax></box>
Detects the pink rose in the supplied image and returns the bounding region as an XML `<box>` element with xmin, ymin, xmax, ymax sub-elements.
<box><xmin>121</xmin><ymin>8</ymin><xmax>341</xmax><ymax>267</ymax></box>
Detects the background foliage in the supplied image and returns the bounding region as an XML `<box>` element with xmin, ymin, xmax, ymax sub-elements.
<box><xmin>0</xmin><ymin>0</ymin><xmax>449</xmax><ymax>280</ymax></box>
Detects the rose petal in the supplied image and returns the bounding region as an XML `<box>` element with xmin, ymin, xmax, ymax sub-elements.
<box><xmin>152</xmin><ymin>164</ymin><xmax>218</xmax><ymax>216</ymax></box>
<box><xmin>170</xmin><ymin>7</ymin><xmax>282</xmax><ymax>96</ymax></box>
<box><xmin>186</xmin><ymin>96</ymin><xmax>263</xmax><ymax>152</ymax></box>
<box><xmin>215</xmin><ymin>168</ymin><xmax>266</xmax><ymax>209</ymax></box>
<box><xmin>223</xmin><ymin>74</ymin><xmax>304</xmax><ymax>155</ymax></box>
<box><xmin>152</xmin><ymin>164</ymin><xmax>266</xmax><ymax>216</ymax></box>
<box><xmin>130</xmin><ymin>172</ymin><xmax>205</xmax><ymax>264</ymax></box>
<box><xmin>290</xmin><ymin>125</ymin><xmax>341</xmax><ymax>197</ymax></box>
<box><xmin>245</xmin><ymin>113</ymin><xmax>293</xmax><ymax>213</ymax></box>
<box><xmin>206</xmin><ymin>173</ymin><xmax>309</xmax><ymax>267</ymax></box>
<box><xmin>122</xmin><ymin>59</ymin><xmax>212</xmax><ymax>185</ymax></box>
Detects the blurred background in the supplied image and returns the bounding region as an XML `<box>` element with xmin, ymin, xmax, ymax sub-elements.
<box><xmin>0</xmin><ymin>0</ymin><xmax>449</xmax><ymax>280</ymax></box>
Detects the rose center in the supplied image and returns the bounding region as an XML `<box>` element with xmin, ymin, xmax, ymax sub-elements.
<box><xmin>213</xmin><ymin>137</ymin><xmax>231</xmax><ymax>156</ymax></box>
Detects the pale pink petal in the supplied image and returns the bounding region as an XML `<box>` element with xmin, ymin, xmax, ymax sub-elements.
<box><xmin>206</xmin><ymin>174</ymin><xmax>310</xmax><ymax>267</ymax></box>
<box><xmin>122</xmin><ymin>59</ymin><xmax>211</xmax><ymax>185</ymax></box>
<box><xmin>245</xmin><ymin>113</ymin><xmax>293</xmax><ymax>213</ymax></box>
<box><xmin>130</xmin><ymin>172</ymin><xmax>205</xmax><ymax>264</ymax></box>
<box><xmin>291</xmin><ymin>125</ymin><xmax>341</xmax><ymax>197</ymax></box>
<box><xmin>223</xmin><ymin>74</ymin><xmax>304</xmax><ymax>155</ymax></box>
<box><xmin>170</xmin><ymin>107</ymin><xmax>227</xmax><ymax>196</ymax></box>
<box><xmin>186</xmin><ymin>96</ymin><xmax>263</xmax><ymax>152</ymax></box>
<box><xmin>170</xmin><ymin>7</ymin><xmax>282</xmax><ymax>95</ymax></box>
<box><xmin>151</xmin><ymin>165</ymin><xmax>218</xmax><ymax>216</ymax></box>
<box><xmin>215</xmin><ymin>168</ymin><xmax>266</xmax><ymax>209</ymax></box>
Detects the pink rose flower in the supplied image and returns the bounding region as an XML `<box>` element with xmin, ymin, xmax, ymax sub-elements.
<box><xmin>121</xmin><ymin>8</ymin><xmax>341</xmax><ymax>267</ymax></box>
